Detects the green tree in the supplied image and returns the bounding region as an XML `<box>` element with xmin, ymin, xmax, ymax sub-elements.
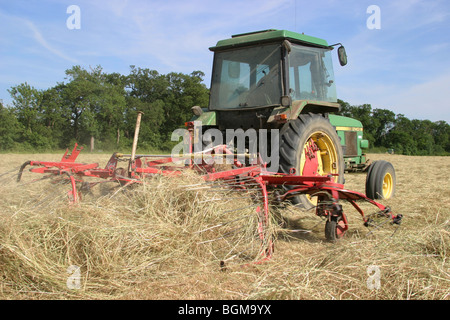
<box><xmin>163</xmin><ymin>71</ymin><xmax>209</xmax><ymax>136</ymax></box>
<box><xmin>372</xmin><ymin>108</ymin><xmax>396</xmax><ymax>147</ymax></box>
<box><xmin>40</xmin><ymin>85</ymin><xmax>71</xmax><ymax>148</ymax></box>
<box><xmin>124</xmin><ymin>67</ymin><xmax>209</xmax><ymax>150</ymax></box>
<box><xmin>61</xmin><ymin>66</ymin><xmax>100</xmax><ymax>144</ymax></box>
<box><xmin>431</xmin><ymin>120</ymin><xmax>450</xmax><ymax>154</ymax></box>
<box><xmin>7</xmin><ymin>82</ymin><xmax>56</xmax><ymax>150</ymax></box>
<box><xmin>411</xmin><ymin>119</ymin><xmax>435</xmax><ymax>155</ymax></box>
<box><xmin>8</xmin><ymin>82</ymin><xmax>42</xmax><ymax>134</ymax></box>
<box><xmin>124</xmin><ymin>67</ymin><xmax>168</xmax><ymax>149</ymax></box>
<box><xmin>384</xmin><ymin>114</ymin><xmax>416</xmax><ymax>155</ymax></box>
<box><xmin>0</xmin><ymin>102</ymin><xmax>21</xmax><ymax>150</ymax></box>
<box><xmin>60</xmin><ymin>65</ymin><xmax>127</xmax><ymax>150</ymax></box>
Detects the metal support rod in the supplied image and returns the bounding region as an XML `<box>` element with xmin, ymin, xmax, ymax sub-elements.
<box><xmin>129</xmin><ymin>111</ymin><xmax>144</xmax><ymax>173</ymax></box>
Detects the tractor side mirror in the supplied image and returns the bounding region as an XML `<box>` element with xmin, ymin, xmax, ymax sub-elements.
<box><xmin>228</xmin><ymin>61</ymin><xmax>241</xmax><ymax>79</ymax></box>
<box><xmin>338</xmin><ymin>46</ymin><xmax>347</xmax><ymax>66</ymax></box>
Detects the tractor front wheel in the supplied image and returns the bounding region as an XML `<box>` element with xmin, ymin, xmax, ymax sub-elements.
<box><xmin>365</xmin><ymin>160</ymin><xmax>396</xmax><ymax>200</ymax></box>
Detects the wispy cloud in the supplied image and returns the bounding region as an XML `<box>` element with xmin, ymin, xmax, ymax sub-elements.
<box><xmin>0</xmin><ymin>9</ymin><xmax>78</xmax><ymax>64</ymax></box>
<box><xmin>23</xmin><ymin>19</ymin><xmax>79</xmax><ymax>64</ymax></box>
<box><xmin>84</xmin><ymin>0</ymin><xmax>293</xmax><ymax>75</ymax></box>
<box><xmin>0</xmin><ymin>0</ymin><xmax>448</xmax><ymax>122</ymax></box>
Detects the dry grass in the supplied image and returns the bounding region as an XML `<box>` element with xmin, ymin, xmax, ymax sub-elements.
<box><xmin>0</xmin><ymin>152</ymin><xmax>448</xmax><ymax>300</ymax></box>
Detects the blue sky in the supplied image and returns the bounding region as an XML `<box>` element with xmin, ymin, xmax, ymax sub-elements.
<box><xmin>0</xmin><ymin>0</ymin><xmax>449</xmax><ymax>122</ymax></box>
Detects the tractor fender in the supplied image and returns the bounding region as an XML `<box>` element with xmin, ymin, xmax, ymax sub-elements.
<box><xmin>190</xmin><ymin>107</ymin><xmax>216</xmax><ymax>126</ymax></box>
<box><xmin>267</xmin><ymin>100</ymin><xmax>340</xmax><ymax>123</ymax></box>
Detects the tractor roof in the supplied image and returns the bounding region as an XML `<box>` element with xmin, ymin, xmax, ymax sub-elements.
<box><xmin>209</xmin><ymin>29</ymin><xmax>330</xmax><ymax>51</ymax></box>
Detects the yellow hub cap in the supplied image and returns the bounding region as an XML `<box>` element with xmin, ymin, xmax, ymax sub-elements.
<box><xmin>299</xmin><ymin>132</ymin><xmax>339</xmax><ymax>205</ymax></box>
<box><xmin>382</xmin><ymin>172</ymin><xmax>394</xmax><ymax>199</ymax></box>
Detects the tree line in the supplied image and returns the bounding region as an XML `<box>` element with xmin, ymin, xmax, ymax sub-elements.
<box><xmin>0</xmin><ymin>65</ymin><xmax>448</xmax><ymax>155</ymax></box>
<box><xmin>0</xmin><ymin>65</ymin><xmax>209</xmax><ymax>152</ymax></box>
<box><xmin>336</xmin><ymin>100</ymin><xmax>449</xmax><ymax>155</ymax></box>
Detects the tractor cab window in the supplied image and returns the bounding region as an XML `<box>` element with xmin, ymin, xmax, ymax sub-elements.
<box><xmin>288</xmin><ymin>45</ymin><xmax>337</xmax><ymax>102</ymax></box>
<box><xmin>209</xmin><ymin>44</ymin><xmax>282</xmax><ymax>109</ymax></box>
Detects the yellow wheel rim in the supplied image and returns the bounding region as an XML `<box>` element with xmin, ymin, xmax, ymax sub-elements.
<box><xmin>299</xmin><ymin>132</ymin><xmax>340</xmax><ymax>205</ymax></box>
<box><xmin>382</xmin><ymin>172</ymin><xmax>394</xmax><ymax>199</ymax></box>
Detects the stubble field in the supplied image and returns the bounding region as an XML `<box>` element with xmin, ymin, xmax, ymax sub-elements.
<box><xmin>0</xmin><ymin>151</ymin><xmax>448</xmax><ymax>300</ymax></box>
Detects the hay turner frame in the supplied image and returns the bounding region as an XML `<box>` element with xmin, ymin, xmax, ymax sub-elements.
<box><xmin>16</xmin><ymin>117</ymin><xmax>402</xmax><ymax>261</ymax></box>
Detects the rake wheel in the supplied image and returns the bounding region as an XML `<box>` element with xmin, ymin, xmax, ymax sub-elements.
<box><xmin>325</xmin><ymin>216</ymin><xmax>346</xmax><ymax>242</ymax></box>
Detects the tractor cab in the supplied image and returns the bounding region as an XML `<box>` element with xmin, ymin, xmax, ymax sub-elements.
<box><xmin>207</xmin><ymin>29</ymin><xmax>347</xmax><ymax>130</ymax></box>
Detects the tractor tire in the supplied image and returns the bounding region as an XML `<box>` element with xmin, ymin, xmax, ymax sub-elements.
<box><xmin>279</xmin><ymin>113</ymin><xmax>345</xmax><ymax>209</ymax></box>
<box><xmin>365</xmin><ymin>160</ymin><xmax>396</xmax><ymax>200</ymax></box>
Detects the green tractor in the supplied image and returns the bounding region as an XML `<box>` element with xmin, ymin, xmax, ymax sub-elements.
<box><xmin>190</xmin><ymin>29</ymin><xmax>395</xmax><ymax>206</ymax></box>
<box><xmin>329</xmin><ymin>114</ymin><xmax>396</xmax><ymax>200</ymax></box>
<box><xmin>329</xmin><ymin>114</ymin><xmax>370</xmax><ymax>172</ymax></box>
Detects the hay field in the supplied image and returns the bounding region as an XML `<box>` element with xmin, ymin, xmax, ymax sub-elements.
<box><xmin>0</xmin><ymin>151</ymin><xmax>448</xmax><ymax>300</ymax></box>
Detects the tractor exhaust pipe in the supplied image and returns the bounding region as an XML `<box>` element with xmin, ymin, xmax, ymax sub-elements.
<box><xmin>129</xmin><ymin>111</ymin><xmax>144</xmax><ymax>174</ymax></box>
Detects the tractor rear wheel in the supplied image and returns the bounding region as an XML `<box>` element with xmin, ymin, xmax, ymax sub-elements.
<box><xmin>365</xmin><ymin>160</ymin><xmax>396</xmax><ymax>200</ymax></box>
<box><xmin>279</xmin><ymin>113</ymin><xmax>345</xmax><ymax>209</ymax></box>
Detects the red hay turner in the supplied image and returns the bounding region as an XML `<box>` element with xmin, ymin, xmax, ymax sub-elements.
<box><xmin>16</xmin><ymin>113</ymin><xmax>402</xmax><ymax>262</ymax></box>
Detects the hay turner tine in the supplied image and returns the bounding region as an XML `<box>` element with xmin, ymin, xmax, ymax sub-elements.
<box><xmin>17</xmin><ymin>114</ymin><xmax>402</xmax><ymax>260</ymax></box>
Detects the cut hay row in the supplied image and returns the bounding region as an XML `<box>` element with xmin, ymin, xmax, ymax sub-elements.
<box><xmin>0</xmin><ymin>163</ymin><xmax>275</xmax><ymax>299</ymax></box>
<box><xmin>0</xmin><ymin>153</ymin><xmax>448</xmax><ymax>300</ymax></box>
